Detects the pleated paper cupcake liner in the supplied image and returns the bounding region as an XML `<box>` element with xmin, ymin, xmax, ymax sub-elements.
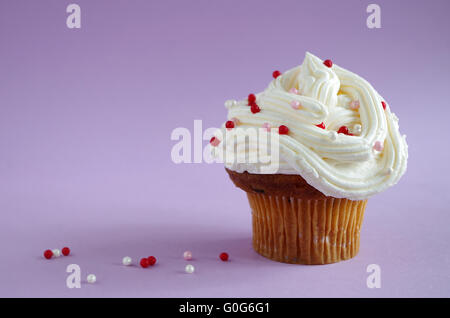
<box><xmin>247</xmin><ymin>193</ymin><xmax>367</xmax><ymax>265</ymax></box>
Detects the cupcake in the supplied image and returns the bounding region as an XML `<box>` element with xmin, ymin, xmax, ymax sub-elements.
<box><xmin>212</xmin><ymin>52</ymin><xmax>408</xmax><ymax>265</ymax></box>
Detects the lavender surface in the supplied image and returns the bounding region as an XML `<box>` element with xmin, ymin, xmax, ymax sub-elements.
<box><xmin>0</xmin><ymin>0</ymin><xmax>449</xmax><ymax>297</ymax></box>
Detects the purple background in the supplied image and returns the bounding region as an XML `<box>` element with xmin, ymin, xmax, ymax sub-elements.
<box><xmin>1</xmin><ymin>0</ymin><xmax>449</xmax><ymax>297</ymax></box>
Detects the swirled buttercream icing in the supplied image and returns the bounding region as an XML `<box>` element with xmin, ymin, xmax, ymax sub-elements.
<box><xmin>215</xmin><ymin>52</ymin><xmax>408</xmax><ymax>200</ymax></box>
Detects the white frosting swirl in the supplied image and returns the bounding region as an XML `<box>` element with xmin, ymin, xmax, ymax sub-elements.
<box><xmin>217</xmin><ymin>52</ymin><xmax>408</xmax><ymax>200</ymax></box>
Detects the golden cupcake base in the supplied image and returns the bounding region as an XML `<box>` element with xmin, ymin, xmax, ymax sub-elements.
<box><xmin>247</xmin><ymin>193</ymin><xmax>367</xmax><ymax>265</ymax></box>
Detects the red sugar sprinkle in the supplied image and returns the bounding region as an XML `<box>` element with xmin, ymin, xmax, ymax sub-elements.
<box><xmin>278</xmin><ymin>125</ymin><xmax>289</xmax><ymax>135</ymax></box>
<box><xmin>250</xmin><ymin>104</ymin><xmax>261</xmax><ymax>114</ymax></box>
<box><xmin>147</xmin><ymin>256</ymin><xmax>157</xmax><ymax>266</ymax></box>
<box><xmin>337</xmin><ymin>126</ymin><xmax>353</xmax><ymax>136</ymax></box>
<box><xmin>219</xmin><ymin>252</ymin><xmax>229</xmax><ymax>261</ymax></box>
<box><xmin>225</xmin><ymin>120</ymin><xmax>235</xmax><ymax>129</ymax></box>
<box><xmin>316</xmin><ymin>122</ymin><xmax>325</xmax><ymax>129</ymax></box>
<box><xmin>323</xmin><ymin>59</ymin><xmax>333</xmax><ymax>68</ymax></box>
<box><xmin>381</xmin><ymin>101</ymin><xmax>386</xmax><ymax>110</ymax></box>
<box><xmin>140</xmin><ymin>258</ymin><xmax>149</xmax><ymax>268</ymax></box>
<box><xmin>43</xmin><ymin>249</ymin><xmax>53</xmax><ymax>259</ymax></box>
<box><xmin>210</xmin><ymin>136</ymin><xmax>220</xmax><ymax>147</ymax></box>
<box><xmin>272</xmin><ymin>70</ymin><xmax>282</xmax><ymax>78</ymax></box>
<box><xmin>61</xmin><ymin>247</ymin><xmax>70</xmax><ymax>256</ymax></box>
<box><xmin>337</xmin><ymin>126</ymin><xmax>349</xmax><ymax>135</ymax></box>
<box><xmin>248</xmin><ymin>94</ymin><xmax>256</xmax><ymax>104</ymax></box>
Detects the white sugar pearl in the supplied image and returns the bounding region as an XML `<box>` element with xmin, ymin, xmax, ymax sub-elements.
<box><xmin>225</xmin><ymin>99</ymin><xmax>237</xmax><ymax>108</ymax></box>
<box><xmin>52</xmin><ymin>249</ymin><xmax>61</xmax><ymax>258</ymax></box>
<box><xmin>185</xmin><ymin>264</ymin><xmax>195</xmax><ymax>274</ymax></box>
<box><xmin>328</xmin><ymin>131</ymin><xmax>337</xmax><ymax>141</ymax></box>
<box><xmin>353</xmin><ymin>124</ymin><xmax>362</xmax><ymax>135</ymax></box>
<box><xmin>122</xmin><ymin>256</ymin><xmax>132</xmax><ymax>266</ymax></box>
<box><xmin>87</xmin><ymin>274</ymin><xmax>96</xmax><ymax>284</ymax></box>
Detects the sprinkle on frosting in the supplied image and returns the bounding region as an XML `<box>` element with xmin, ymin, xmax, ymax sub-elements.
<box><xmin>353</xmin><ymin>124</ymin><xmax>362</xmax><ymax>135</ymax></box>
<box><xmin>210</xmin><ymin>136</ymin><xmax>220</xmax><ymax>147</ymax></box>
<box><xmin>290</xmin><ymin>100</ymin><xmax>301</xmax><ymax>109</ymax></box>
<box><xmin>328</xmin><ymin>131</ymin><xmax>337</xmax><ymax>140</ymax></box>
<box><xmin>250</xmin><ymin>104</ymin><xmax>261</xmax><ymax>114</ymax></box>
<box><xmin>248</xmin><ymin>94</ymin><xmax>256</xmax><ymax>105</ymax></box>
<box><xmin>262</xmin><ymin>122</ymin><xmax>271</xmax><ymax>132</ymax></box>
<box><xmin>316</xmin><ymin>122</ymin><xmax>326</xmax><ymax>129</ymax></box>
<box><xmin>373</xmin><ymin>140</ymin><xmax>384</xmax><ymax>152</ymax></box>
<box><xmin>278</xmin><ymin>125</ymin><xmax>289</xmax><ymax>135</ymax></box>
<box><xmin>337</xmin><ymin>126</ymin><xmax>352</xmax><ymax>135</ymax></box>
<box><xmin>349</xmin><ymin>100</ymin><xmax>360</xmax><ymax>110</ymax></box>
<box><xmin>224</xmin><ymin>99</ymin><xmax>237</xmax><ymax>108</ymax></box>
<box><xmin>225</xmin><ymin>120</ymin><xmax>235</xmax><ymax>130</ymax></box>
<box><xmin>323</xmin><ymin>59</ymin><xmax>333</xmax><ymax>68</ymax></box>
<box><xmin>272</xmin><ymin>70</ymin><xmax>282</xmax><ymax>78</ymax></box>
